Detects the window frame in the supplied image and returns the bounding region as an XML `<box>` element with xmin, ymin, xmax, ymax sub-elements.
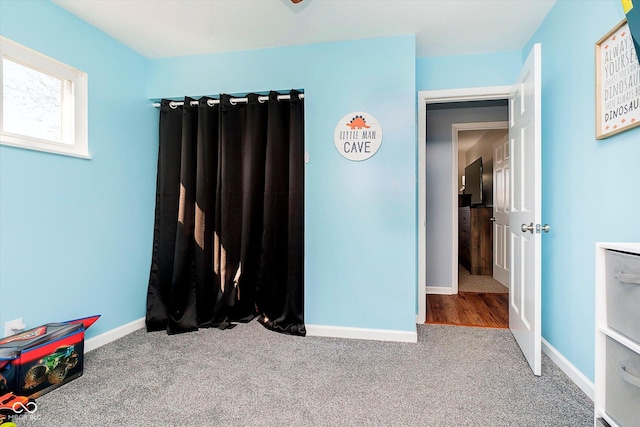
<box><xmin>0</xmin><ymin>36</ymin><xmax>89</xmax><ymax>159</ymax></box>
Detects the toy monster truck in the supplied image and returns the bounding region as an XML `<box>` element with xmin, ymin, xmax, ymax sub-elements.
<box><xmin>23</xmin><ymin>345</ymin><xmax>79</xmax><ymax>389</ymax></box>
<box><xmin>0</xmin><ymin>373</ymin><xmax>34</xmax><ymax>422</ymax></box>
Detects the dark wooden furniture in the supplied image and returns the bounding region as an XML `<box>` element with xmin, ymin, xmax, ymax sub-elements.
<box><xmin>458</xmin><ymin>194</ymin><xmax>471</xmax><ymax>207</ymax></box>
<box><xmin>458</xmin><ymin>206</ymin><xmax>493</xmax><ymax>275</ymax></box>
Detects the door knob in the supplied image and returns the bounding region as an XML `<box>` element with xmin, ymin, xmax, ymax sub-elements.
<box><xmin>536</xmin><ymin>224</ymin><xmax>551</xmax><ymax>234</ymax></box>
<box><xmin>489</xmin><ymin>217</ymin><xmax>496</xmax><ymax>222</ymax></box>
<box><xmin>521</xmin><ymin>222</ymin><xmax>534</xmax><ymax>233</ymax></box>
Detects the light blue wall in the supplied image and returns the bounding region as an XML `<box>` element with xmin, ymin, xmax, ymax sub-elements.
<box><xmin>149</xmin><ymin>36</ymin><xmax>418</xmax><ymax>332</ymax></box>
<box><xmin>0</xmin><ymin>2</ymin><xmax>418</xmax><ymax>339</ymax></box>
<box><xmin>0</xmin><ymin>0</ymin><xmax>157</xmax><ymax>339</ymax></box>
<box><xmin>416</xmin><ymin>50</ymin><xmax>522</xmax><ymax>91</ymax></box>
<box><xmin>525</xmin><ymin>0</ymin><xmax>640</xmax><ymax>381</ymax></box>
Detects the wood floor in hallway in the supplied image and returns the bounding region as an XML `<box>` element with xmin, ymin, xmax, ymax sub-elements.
<box><xmin>426</xmin><ymin>292</ymin><xmax>509</xmax><ymax>328</ymax></box>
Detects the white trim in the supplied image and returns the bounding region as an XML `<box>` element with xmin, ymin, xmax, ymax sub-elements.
<box><xmin>306</xmin><ymin>324</ymin><xmax>417</xmax><ymax>343</ymax></box>
<box><xmin>425</xmin><ymin>286</ymin><xmax>456</xmax><ymax>295</ymax></box>
<box><xmin>84</xmin><ymin>317</ymin><xmax>145</xmax><ymax>353</ymax></box>
<box><xmin>417</xmin><ymin>93</ymin><xmax>427</xmax><ymax>323</ymax></box>
<box><xmin>451</xmin><ymin>123</ymin><xmax>459</xmax><ymax>295</ymax></box>
<box><xmin>420</xmin><ymin>86</ymin><xmax>512</xmax><ymax>104</ymax></box>
<box><xmin>542</xmin><ymin>337</ymin><xmax>594</xmax><ymax>401</ymax></box>
<box><xmin>417</xmin><ymin>86</ymin><xmax>512</xmax><ymax>325</ymax></box>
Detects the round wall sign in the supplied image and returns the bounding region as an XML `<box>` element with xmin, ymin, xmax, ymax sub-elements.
<box><xmin>333</xmin><ymin>112</ymin><xmax>382</xmax><ymax>161</ymax></box>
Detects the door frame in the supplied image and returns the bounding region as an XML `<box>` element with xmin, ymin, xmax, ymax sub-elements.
<box><xmin>417</xmin><ymin>85</ymin><xmax>511</xmax><ymax>324</ymax></box>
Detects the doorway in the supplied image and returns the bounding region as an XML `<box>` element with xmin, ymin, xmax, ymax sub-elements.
<box><xmin>418</xmin><ymin>44</ymin><xmax>543</xmax><ymax>376</ymax></box>
<box><xmin>417</xmin><ymin>85</ymin><xmax>512</xmax><ymax>324</ymax></box>
<box><xmin>425</xmin><ymin>114</ymin><xmax>510</xmax><ymax>328</ymax></box>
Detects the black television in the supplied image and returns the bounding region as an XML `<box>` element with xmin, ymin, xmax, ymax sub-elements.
<box><xmin>464</xmin><ymin>157</ymin><xmax>483</xmax><ymax>205</ymax></box>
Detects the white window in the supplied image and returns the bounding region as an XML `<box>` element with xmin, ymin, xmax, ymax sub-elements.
<box><xmin>0</xmin><ymin>37</ymin><xmax>89</xmax><ymax>158</ymax></box>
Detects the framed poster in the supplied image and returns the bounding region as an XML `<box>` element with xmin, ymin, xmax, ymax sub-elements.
<box><xmin>596</xmin><ymin>19</ymin><xmax>640</xmax><ymax>139</ymax></box>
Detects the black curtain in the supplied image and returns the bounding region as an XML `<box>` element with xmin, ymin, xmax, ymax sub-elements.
<box><xmin>146</xmin><ymin>90</ymin><xmax>305</xmax><ymax>336</ymax></box>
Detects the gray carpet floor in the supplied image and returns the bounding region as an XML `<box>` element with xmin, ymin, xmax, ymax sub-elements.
<box><xmin>12</xmin><ymin>321</ymin><xmax>592</xmax><ymax>426</ymax></box>
<box><xmin>458</xmin><ymin>264</ymin><xmax>509</xmax><ymax>293</ymax></box>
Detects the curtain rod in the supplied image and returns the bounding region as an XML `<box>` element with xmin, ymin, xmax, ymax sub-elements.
<box><xmin>152</xmin><ymin>93</ymin><xmax>304</xmax><ymax>108</ymax></box>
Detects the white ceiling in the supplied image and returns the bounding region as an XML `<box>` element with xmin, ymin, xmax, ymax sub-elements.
<box><xmin>52</xmin><ymin>0</ymin><xmax>556</xmax><ymax>59</ymax></box>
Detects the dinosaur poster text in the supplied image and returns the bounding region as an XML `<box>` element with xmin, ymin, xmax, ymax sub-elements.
<box><xmin>334</xmin><ymin>112</ymin><xmax>383</xmax><ymax>161</ymax></box>
<box><xmin>596</xmin><ymin>19</ymin><xmax>640</xmax><ymax>139</ymax></box>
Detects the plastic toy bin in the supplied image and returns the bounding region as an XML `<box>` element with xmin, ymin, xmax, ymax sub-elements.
<box><xmin>0</xmin><ymin>316</ymin><xmax>98</xmax><ymax>399</ymax></box>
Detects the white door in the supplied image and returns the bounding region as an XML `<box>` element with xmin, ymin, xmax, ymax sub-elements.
<box><xmin>509</xmin><ymin>43</ymin><xmax>542</xmax><ymax>376</ymax></box>
<box><xmin>493</xmin><ymin>134</ymin><xmax>510</xmax><ymax>287</ymax></box>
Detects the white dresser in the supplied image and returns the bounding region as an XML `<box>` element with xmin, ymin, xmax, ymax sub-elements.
<box><xmin>595</xmin><ymin>243</ymin><xmax>640</xmax><ymax>427</ymax></box>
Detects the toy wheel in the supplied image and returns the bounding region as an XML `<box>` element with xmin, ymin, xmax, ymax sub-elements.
<box><xmin>48</xmin><ymin>364</ymin><xmax>69</xmax><ymax>384</ymax></box>
<box><xmin>65</xmin><ymin>354</ymin><xmax>79</xmax><ymax>369</ymax></box>
<box><xmin>23</xmin><ymin>365</ymin><xmax>47</xmax><ymax>389</ymax></box>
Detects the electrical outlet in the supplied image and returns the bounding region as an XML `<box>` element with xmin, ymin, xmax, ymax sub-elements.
<box><xmin>4</xmin><ymin>318</ymin><xmax>26</xmax><ymax>337</ymax></box>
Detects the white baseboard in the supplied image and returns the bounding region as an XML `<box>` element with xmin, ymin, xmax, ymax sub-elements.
<box><xmin>84</xmin><ymin>319</ymin><xmax>418</xmax><ymax>350</ymax></box>
<box><xmin>425</xmin><ymin>286</ymin><xmax>456</xmax><ymax>295</ymax></box>
<box><xmin>542</xmin><ymin>337</ymin><xmax>594</xmax><ymax>401</ymax></box>
<box><xmin>306</xmin><ymin>324</ymin><xmax>417</xmax><ymax>343</ymax></box>
<box><xmin>85</xmin><ymin>317</ymin><xmax>145</xmax><ymax>353</ymax></box>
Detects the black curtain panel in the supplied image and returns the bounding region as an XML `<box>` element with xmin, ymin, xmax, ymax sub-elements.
<box><xmin>146</xmin><ymin>90</ymin><xmax>305</xmax><ymax>336</ymax></box>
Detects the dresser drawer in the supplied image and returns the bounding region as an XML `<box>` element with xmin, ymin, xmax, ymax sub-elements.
<box><xmin>459</xmin><ymin>224</ymin><xmax>470</xmax><ymax>239</ymax></box>
<box><xmin>459</xmin><ymin>233</ymin><xmax>470</xmax><ymax>249</ymax></box>
<box><xmin>605</xmin><ymin>336</ymin><xmax>640</xmax><ymax>427</ymax></box>
<box><xmin>459</xmin><ymin>242</ymin><xmax>470</xmax><ymax>258</ymax></box>
<box><xmin>458</xmin><ymin>207</ymin><xmax>470</xmax><ymax>226</ymax></box>
<box><xmin>606</xmin><ymin>250</ymin><xmax>640</xmax><ymax>344</ymax></box>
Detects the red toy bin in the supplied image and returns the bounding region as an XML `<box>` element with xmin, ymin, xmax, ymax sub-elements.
<box><xmin>0</xmin><ymin>315</ymin><xmax>99</xmax><ymax>399</ymax></box>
